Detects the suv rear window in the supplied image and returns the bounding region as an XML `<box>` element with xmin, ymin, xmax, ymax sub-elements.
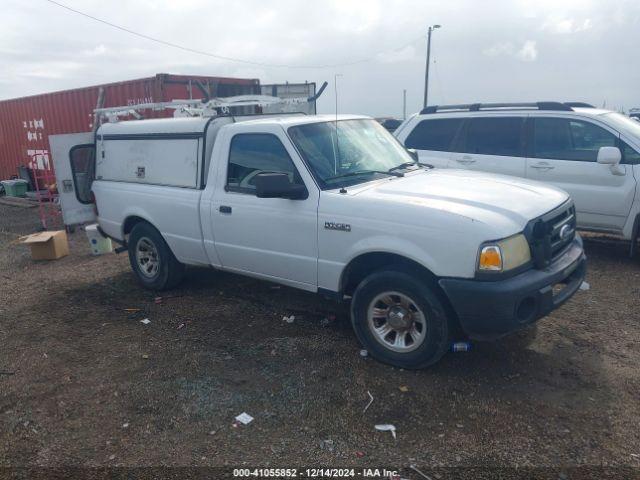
<box><xmin>462</xmin><ymin>117</ymin><xmax>525</xmax><ymax>157</ymax></box>
<box><xmin>404</xmin><ymin>118</ymin><xmax>463</xmax><ymax>152</ymax></box>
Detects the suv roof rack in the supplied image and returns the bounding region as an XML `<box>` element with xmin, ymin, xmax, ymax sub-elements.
<box><xmin>563</xmin><ymin>102</ymin><xmax>596</xmax><ymax>108</ymax></box>
<box><xmin>419</xmin><ymin>102</ymin><xmax>573</xmax><ymax>115</ymax></box>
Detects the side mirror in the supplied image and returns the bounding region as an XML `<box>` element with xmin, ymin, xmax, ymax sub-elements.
<box><xmin>597</xmin><ymin>146</ymin><xmax>621</xmax><ymax>165</ymax></box>
<box><xmin>406</xmin><ymin>148</ymin><xmax>419</xmax><ymax>162</ymax></box>
<box><xmin>255</xmin><ymin>172</ymin><xmax>308</xmax><ymax>200</ymax></box>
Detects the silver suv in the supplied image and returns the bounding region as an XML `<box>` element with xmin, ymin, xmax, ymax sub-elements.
<box><xmin>395</xmin><ymin>102</ymin><xmax>640</xmax><ymax>254</ymax></box>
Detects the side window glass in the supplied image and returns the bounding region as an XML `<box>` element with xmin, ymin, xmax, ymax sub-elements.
<box><xmin>463</xmin><ymin>117</ymin><xmax>524</xmax><ymax>157</ymax></box>
<box><xmin>622</xmin><ymin>142</ymin><xmax>640</xmax><ymax>165</ymax></box>
<box><xmin>404</xmin><ymin>118</ymin><xmax>463</xmax><ymax>152</ymax></box>
<box><xmin>226</xmin><ymin>134</ymin><xmax>302</xmax><ymax>193</ymax></box>
<box><xmin>69</xmin><ymin>144</ymin><xmax>96</xmax><ymax>204</ymax></box>
<box><xmin>533</xmin><ymin>118</ymin><xmax>617</xmax><ymax>162</ymax></box>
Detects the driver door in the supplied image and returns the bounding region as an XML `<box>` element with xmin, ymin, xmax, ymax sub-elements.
<box><xmin>526</xmin><ymin>116</ymin><xmax>636</xmax><ymax>232</ymax></box>
<box><xmin>210</xmin><ymin>128</ymin><xmax>319</xmax><ymax>289</ymax></box>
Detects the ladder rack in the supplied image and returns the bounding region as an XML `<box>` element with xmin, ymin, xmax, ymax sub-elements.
<box><xmin>95</xmin><ymin>81</ymin><xmax>328</xmax><ymax>123</ymax></box>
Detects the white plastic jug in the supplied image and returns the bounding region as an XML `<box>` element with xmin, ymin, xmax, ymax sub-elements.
<box><xmin>85</xmin><ymin>224</ymin><xmax>113</xmax><ymax>255</ymax></box>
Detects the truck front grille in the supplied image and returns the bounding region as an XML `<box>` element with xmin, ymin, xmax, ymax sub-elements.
<box><xmin>527</xmin><ymin>201</ymin><xmax>576</xmax><ymax>269</ymax></box>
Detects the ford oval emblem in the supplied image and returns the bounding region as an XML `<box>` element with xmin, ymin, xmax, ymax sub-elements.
<box><xmin>559</xmin><ymin>224</ymin><xmax>573</xmax><ymax>240</ymax></box>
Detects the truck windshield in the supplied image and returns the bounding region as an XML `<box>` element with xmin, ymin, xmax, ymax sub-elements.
<box><xmin>288</xmin><ymin>119</ymin><xmax>416</xmax><ymax>189</ymax></box>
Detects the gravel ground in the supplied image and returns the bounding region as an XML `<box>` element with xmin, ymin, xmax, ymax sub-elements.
<box><xmin>0</xmin><ymin>203</ymin><xmax>639</xmax><ymax>479</ymax></box>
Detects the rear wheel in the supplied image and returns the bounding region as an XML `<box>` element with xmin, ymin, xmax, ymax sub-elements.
<box><xmin>351</xmin><ymin>269</ymin><xmax>451</xmax><ymax>369</ymax></box>
<box><xmin>128</xmin><ymin>222</ymin><xmax>185</xmax><ymax>290</ymax></box>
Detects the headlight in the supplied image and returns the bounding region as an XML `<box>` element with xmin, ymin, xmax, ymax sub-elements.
<box><xmin>478</xmin><ymin>233</ymin><xmax>531</xmax><ymax>273</ymax></box>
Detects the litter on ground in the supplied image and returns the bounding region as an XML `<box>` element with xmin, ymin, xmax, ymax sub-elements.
<box><xmin>235</xmin><ymin>412</ymin><xmax>254</xmax><ymax>425</ymax></box>
<box><xmin>375</xmin><ymin>424</ymin><xmax>397</xmax><ymax>439</ymax></box>
<box><xmin>363</xmin><ymin>391</ymin><xmax>374</xmax><ymax>413</ymax></box>
<box><xmin>140</xmin><ymin>319</ymin><xmax>151</xmax><ymax>325</ymax></box>
<box><xmin>580</xmin><ymin>281</ymin><xmax>590</xmax><ymax>291</ymax></box>
<box><xmin>360</xmin><ymin>349</ymin><xmax>368</xmax><ymax>357</ymax></box>
<box><xmin>283</xmin><ymin>315</ymin><xmax>295</xmax><ymax>324</ymax></box>
<box><xmin>409</xmin><ymin>464</ymin><xmax>433</xmax><ymax>480</ymax></box>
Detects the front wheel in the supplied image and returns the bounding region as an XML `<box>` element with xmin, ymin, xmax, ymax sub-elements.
<box><xmin>351</xmin><ymin>270</ymin><xmax>451</xmax><ymax>369</ymax></box>
<box><xmin>128</xmin><ymin>222</ymin><xmax>185</xmax><ymax>290</ymax></box>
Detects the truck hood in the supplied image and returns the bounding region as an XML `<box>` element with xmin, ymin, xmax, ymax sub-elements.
<box><xmin>351</xmin><ymin>169</ymin><xmax>569</xmax><ymax>230</ymax></box>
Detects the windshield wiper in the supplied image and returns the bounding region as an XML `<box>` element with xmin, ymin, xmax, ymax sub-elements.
<box><xmin>325</xmin><ymin>170</ymin><xmax>404</xmax><ymax>182</ymax></box>
<box><xmin>388</xmin><ymin>161</ymin><xmax>434</xmax><ymax>173</ymax></box>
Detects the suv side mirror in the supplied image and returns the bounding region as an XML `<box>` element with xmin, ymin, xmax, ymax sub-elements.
<box><xmin>597</xmin><ymin>146</ymin><xmax>621</xmax><ymax>165</ymax></box>
<box><xmin>255</xmin><ymin>172</ymin><xmax>308</xmax><ymax>200</ymax></box>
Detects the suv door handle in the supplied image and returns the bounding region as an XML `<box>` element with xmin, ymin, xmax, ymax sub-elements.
<box><xmin>530</xmin><ymin>163</ymin><xmax>555</xmax><ymax>170</ymax></box>
<box><xmin>219</xmin><ymin>205</ymin><xmax>232</xmax><ymax>214</ymax></box>
<box><xmin>456</xmin><ymin>155</ymin><xmax>476</xmax><ymax>165</ymax></box>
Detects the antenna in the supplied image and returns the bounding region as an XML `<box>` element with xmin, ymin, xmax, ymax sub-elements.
<box><xmin>333</xmin><ymin>74</ymin><xmax>343</xmax><ymax>175</ymax></box>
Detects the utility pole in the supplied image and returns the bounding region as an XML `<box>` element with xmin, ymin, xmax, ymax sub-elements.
<box><xmin>403</xmin><ymin>89</ymin><xmax>407</xmax><ymax>120</ymax></box>
<box><xmin>423</xmin><ymin>24</ymin><xmax>441</xmax><ymax>109</ymax></box>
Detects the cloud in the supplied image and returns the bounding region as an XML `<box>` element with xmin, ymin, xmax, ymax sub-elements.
<box><xmin>483</xmin><ymin>42</ymin><xmax>515</xmax><ymax>57</ymax></box>
<box><xmin>82</xmin><ymin>44</ymin><xmax>109</xmax><ymax>57</ymax></box>
<box><xmin>542</xmin><ymin>17</ymin><xmax>593</xmax><ymax>34</ymax></box>
<box><xmin>376</xmin><ymin>45</ymin><xmax>418</xmax><ymax>64</ymax></box>
<box><xmin>483</xmin><ymin>40</ymin><xmax>537</xmax><ymax>62</ymax></box>
<box><xmin>0</xmin><ymin>0</ymin><xmax>639</xmax><ymax>117</ymax></box>
<box><xmin>516</xmin><ymin>40</ymin><xmax>538</xmax><ymax>61</ymax></box>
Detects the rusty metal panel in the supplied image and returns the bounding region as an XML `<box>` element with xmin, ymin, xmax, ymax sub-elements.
<box><xmin>0</xmin><ymin>74</ymin><xmax>258</xmax><ymax>180</ymax></box>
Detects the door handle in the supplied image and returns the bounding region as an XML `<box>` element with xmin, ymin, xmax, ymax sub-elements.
<box><xmin>219</xmin><ymin>205</ymin><xmax>232</xmax><ymax>214</ymax></box>
<box><xmin>456</xmin><ymin>155</ymin><xmax>476</xmax><ymax>165</ymax></box>
<box><xmin>530</xmin><ymin>163</ymin><xmax>555</xmax><ymax>170</ymax></box>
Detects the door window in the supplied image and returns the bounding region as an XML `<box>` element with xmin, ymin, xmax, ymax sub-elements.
<box><xmin>404</xmin><ymin>118</ymin><xmax>464</xmax><ymax>152</ymax></box>
<box><xmin>532</xmin><ymin>118</ymin><xmax>618</xmax><ymax>162</ymax></box>
<box><xmin>226</xmin><ymin>134</ymin><xmax>303</xmax><ymax>194</ymax></box>
<box><xmin>622</xmin><ymin>142</ymin><xmax>640</xmax><ymax>165</ymax></box>
<box><xmin>69</xmin><ymin>144</ymin><xmax>96</xmax><ymax>204</ymax></box>
<box><xmin>462</xmin><ymin>117</ymin><xmax>525</xmax><ymax>157</ymax></box>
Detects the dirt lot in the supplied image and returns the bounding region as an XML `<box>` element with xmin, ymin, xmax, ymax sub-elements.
<box><xmin>1</xmin><ymin>203</ymin><xmax>639</xmax><ymax>478</ymax></box>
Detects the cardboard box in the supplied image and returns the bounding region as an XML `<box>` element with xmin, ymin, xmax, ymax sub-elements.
<box><xmin>21</xmin><ymin>230</ymin><xmax>69</xmax><ymax>260</ymax></box>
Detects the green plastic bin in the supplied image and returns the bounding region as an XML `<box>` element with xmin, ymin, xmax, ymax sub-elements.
<box><xmin>1</xmin><ymin>179</ymin><xmax>29</xmax><ymax>197</ymax></box>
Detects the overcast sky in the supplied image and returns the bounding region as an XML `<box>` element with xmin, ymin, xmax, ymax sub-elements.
<box><xmin>1</xmin><ymin>0</ymin><xmax>639</xmax><ymax>117</ymax></box>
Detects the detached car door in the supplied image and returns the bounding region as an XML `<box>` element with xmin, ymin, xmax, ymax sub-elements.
<box><xmin>450</xmin><ymin>116</ymin><xmax>527</xmax><ymax>176</ymax></box>
<box><xmin>526</xmin><ymin>116</ymin><xmax>636</xmax><ymax>232</ymax></box>
<box><xmin>210</xmin><ymin>128</ymin><xmax>319</xmax><ymax>289</ymax></box>
<box><xmin>49</xmin><ymin>132</ymin><xmax>97</xmax><ymax>226</ymax></box>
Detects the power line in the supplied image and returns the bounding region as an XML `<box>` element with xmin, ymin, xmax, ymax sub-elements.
<box><xmin>43</xmin><ymin>0</ymin><xmax>425</xmax><ymax>69</ymax></box>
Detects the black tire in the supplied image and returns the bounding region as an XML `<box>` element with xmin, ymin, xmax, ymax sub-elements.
<box><xmin>351</xmin><ymin>269</ymin><xmax>451</xmax><ymax>369</ymax></box>
<box><xmin>127</xmin><ymin>222</ymin><xmax>185</xmax><ymax>290</ymax></box>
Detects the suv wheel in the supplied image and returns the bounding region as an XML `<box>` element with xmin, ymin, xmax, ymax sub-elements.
<box><xmin>128</xmin><ymin>222</ymin><xmax>185</xmax><ymax>290</ymax></box>
<box><xmin>351</xmin><ymin>269</ymin><xmax>451</xmax><ymax>369</ymax></box>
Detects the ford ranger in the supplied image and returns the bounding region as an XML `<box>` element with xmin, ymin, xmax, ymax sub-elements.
<box><xmin>51</xmin><ymin>113</ymin><xmax>586</xmax><ymax>368</ymax></box>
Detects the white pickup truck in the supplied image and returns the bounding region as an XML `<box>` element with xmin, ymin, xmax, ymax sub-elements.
<box><xmin>51</xmin><ymin>112</ymin><xmax>586</xmax><ymax>368</ymax></box>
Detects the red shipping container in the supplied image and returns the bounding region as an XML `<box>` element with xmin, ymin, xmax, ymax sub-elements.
<box><xmin>0</xmin><ymin>73</ymin><xmax>259</xmax><ymax>181</ymax></box>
